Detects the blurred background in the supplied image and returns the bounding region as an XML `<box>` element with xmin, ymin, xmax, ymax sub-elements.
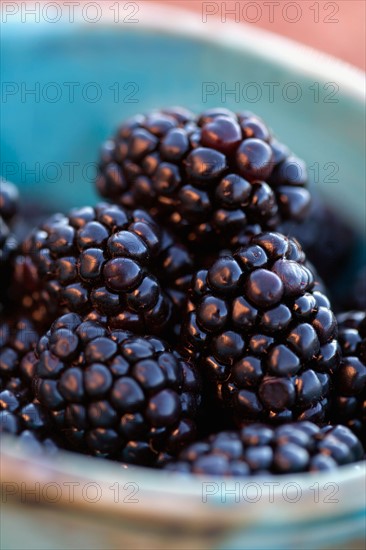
<box><xmin>1</xmin><ymin>0</ymin><xmax>365</xmax><ymax>220</ymax></box>
<box><xmin>5</xmin><ymin>0</ymin><xmax>364</xmax><ymax>68</ymax></box>
<box><xmin>153</xmin><ymin>0</ymin><xmax>365</xmax><ymax>69</ymax></box>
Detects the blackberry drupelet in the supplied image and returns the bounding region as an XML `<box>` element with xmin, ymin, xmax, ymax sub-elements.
<box><xmin>13</xmin><ymin>202</ymin><xmax>192</xmax><ymax>334</ymax></box>
<box><xmin>33</xmin><ymin>313</ymin><xmax>201</xmax><ymax>464</ymax></box>
<box><xmin>96</xmin><ymin>108</ymin><xmax>311</xmax><ymax>247</ymax></box>
<box><xmin>0</xmin><ymin>179</ymin><xmax>19</xmax><ymax>306</ymax></box>
<box><xmin>332</xmin><ymin>311</ymin><xmax>366</xmax><ymax>442</ymax></box>
<box><xmin>163</xmin><ymin>422</ymin><xmax>363</xmax><ymax>475</ymax></box>
<box><xmin>182</xmin><ymin>232</ymin><xmax>339</xmax><ymax>426</ymax></box>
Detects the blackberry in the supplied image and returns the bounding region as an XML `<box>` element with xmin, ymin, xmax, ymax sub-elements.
<box><xmin>0</xmin><ymin>315</ymin><xmax>39</xmax><ymax>398</ymax></box>
<box><xmin>0</xmin><ymin>314</ymin><xmax>59</xmax><ymax>453</ymax></box>
<box><xmin>332</xmin><ymin>311</ymin><xmax>366</xmax><ymax>442</ymax></box>
<box><xmin>0</xmin><ymin>178</ymin><xmax>19</xmax><ymax>223</ymax></box>
<box><xmin>0</xmin><ymin>386</ymin><xmax>60</xmax><ymax>454</ymax></box>
<box><xmin>182</xmin><ymin>232</ymin><xmax>339</xmax><ymax>426</ymax></box>
<box><xmin>33</xmin><ymin>313</ymin><xmax>201</xmax><ymax>464</ymax></box>
<box><xmin>279</xmin><ymin>199</ymin><xmax>356</xmax><ymax>286</ymax></box>
<box><xmin>13</xmin><ymin>203</ymin><xmax>192</xmax><ymax>334</ymax></box>
<box><xmin>0</xmin><ymin>179</ymin><xmax>19</xmax><ymax>306</ymax></box>
<box><xmin>96</xmin><ymin>108</ymin><xmax>311</xmax><ymax>247</ymax></box>
<box><xmin>163</xmin><ymin>422</ymin><xmax>363</xmax><ymax>476</ymax></box>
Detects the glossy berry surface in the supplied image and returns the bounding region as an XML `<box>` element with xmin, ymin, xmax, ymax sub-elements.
<box><xmin>96</xmin><ymin>108</ymin><xmax>311</xmax><ymax>247</ymax></box>
<box><xmin>0</xmin><ymin>385</ymin><xmax>60</xmax><ymax>454</ymax></box>
<box><xmin>13</xmin><ymin>203</ymin><xmax>192</xmax><ymax>333</ymax></box>
<box><xmin>1</xmin><ymin>106</ymin><xmax>365</xmax><ymax>477</ymax></box>
<box><xmin>0</xmin><ymin>180</ymin><xmax>19</xmax><ymax>306</ymax></box>
<box><xmin>0</xmin><ymin>179</ymin><xmax>19</xmax><ymax>223</ymax></box>
<box><xmin>332</xmin><ymin>311</ymin><xmax>366</xmax><ymax>442</ymax></box>
<box><xmin>0</xmin><ymin>316</ymin><xmax>39</xmax><ymax>398</ymax></box>
<box><xmin>0</xmin><ymin>314</ymin><xmax>60</xmax><ymax>453</ymax></box>
<box><xmin>163</xmin><ymin>422</ymin><xmax>363</xmax><ymax>476</ymax></box>
<box><xmin>34</xmin><ymin>313</ymin><xmax>201</xmax><ymax>464</ymax></box>
<box><xmin>182</xmin><ymin>232</ymin><xmax>339</xmax><ymax>426</ymax></box>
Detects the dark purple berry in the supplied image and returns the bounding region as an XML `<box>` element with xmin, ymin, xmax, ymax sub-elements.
<box><xmin>241</xmin><ymin>116</ymin><xmax>270</xmax><ymax>142</ymax></box>
<box><xmin>245</xmin><ymin>269</ymin><xmax>284</xmax><ymax>308</ymax></box>
<box><xmin>34</xmin><ymin>314</ymin><xmax>201</xmax><ymax>463</ymax></box>
<box><xmin>198</xmin><ymin>108</ymin><xmax>237</xmax><ymax>126</ymax></box>
<box><xmin>332</xmin><ymin>311</ymin><xmax>366</xmax><ymax>442</ymax></box>
<box><xmin>182</xmin><ymin>232</ymin><xmax>338</xmax><ymax>426</ymax></box>
<box><xmin>236</xmin><ymin>138</ymin><xmax>274</xmax><ymax>181</ymax></box>
<box><xmin>201</xmin><ymin>116</ymin><xmax>242</xmax><ymax>154</ymax></box>
<box><xmin>96</xmin><ymin>108</ymin><xmax>310</xmax><ymax>247</ymax></box>
<box><xmin>13</xmin><ymin>203</ymin><xmax>192</xmax><ymax>335</ymax></box>
<box><xmin>0</xmin><ymin>314</ymin><xmax>61</xmax><ymax>452</ymax></box>
<box><xmin>163</xmin><ymin>422</ymin><xmax>363</xmax><ymax>476</ymax></box>
<box><xmin>0</xmin><ymin>316</ymin><xmax>39</xmax><ymax>396</ymax></box>
<box><xmin>0</xmin><ymin>180</ymin><xmax>20</xmax><ymax>304</ymax></box>
<box><xmin>185</xmin><ymin>148</ymin><xmax>227</xmax><ymax>183</ymax></box>
<box><xmin>160</xmin><ymin>128</ymin><xmax>190</xmax><ymax>162</ymax></box>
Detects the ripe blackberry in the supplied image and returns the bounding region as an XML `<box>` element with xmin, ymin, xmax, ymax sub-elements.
<box><xmin>163</xmin><ymin>422</ymin><xmax>363</xmax><ymax>476</ymax></box>
<box><xmin>279</xmin><ymin>199</ymin><xmax>356</xmax><ymax>287</ymax></box>
<box><xmin>0</xmin><ymin>386</ymin><xmax>60</xmax><ymax>454</ymax></box>
<box><xmin>13</xmin><ymin>203</ymin><xmax>192</xmax><ymax>334</ymax></box>
<box><xmin>182</xmin><ymin>232</ymin><xmax>339</xmax><ymax>426</ymax></box>
<box><xmin>0</xmin><ymin>314</ymin><xmax>59</xmax><ymax>453</ymax></box>
<box><xmin>0</xmin><ymin>178</ymin><xmax>19</xmax><ymax>223</ymax></box>
<box><xmin>33</xmin><ymin>313</ymin><xmax>201</xmax><ymax>464</ymax></box>
<box><xmin>0</xmin><ymin>180</ymin><xmax>19</xmax><ymax>306</ymax></box>
<box><xmin>0</xmin><ymin>315</ymin><xmax>39</xmax><ymax>398</ymax></box>
<box><xmin>96</xmin><ymin>108</ymin><xmax>311</xmax><ymax>247</ymax></box>
<box><xmin>332</xmin><ymin>311</ymin><xmax>366</xmax><ymax>442</ymax></box>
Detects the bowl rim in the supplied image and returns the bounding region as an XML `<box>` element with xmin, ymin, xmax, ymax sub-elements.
<box><xmin>1</xmin><ymin>435</ymin><xmax>366</xmax><ymax>528</ymax></box>
<box><xmin>3</xmin><ymin>2</ymin><xmax>365</xmax><ymax>101</ymax></box>
<box><xmin>138</xmin><ymin>3</ymin><xmax>365</xmax><ymax>100</ymax></box>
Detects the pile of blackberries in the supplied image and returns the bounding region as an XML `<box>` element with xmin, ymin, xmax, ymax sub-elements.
<box><xmin>1</xmin><ymin>108</ymin><xmax>364</xmax><ymax>475</ymax></box>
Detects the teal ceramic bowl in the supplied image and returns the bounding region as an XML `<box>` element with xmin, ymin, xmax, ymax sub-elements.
<box><xmin>1</xmin><ymin>7</ymin><xmax>365</xmax><ymax>550</ymax></box>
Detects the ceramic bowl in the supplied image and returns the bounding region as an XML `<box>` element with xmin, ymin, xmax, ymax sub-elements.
<box><xmin>1</xmin><ymin>5</ymin><xmax>365</xmax><ymax>550</ymax></box>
